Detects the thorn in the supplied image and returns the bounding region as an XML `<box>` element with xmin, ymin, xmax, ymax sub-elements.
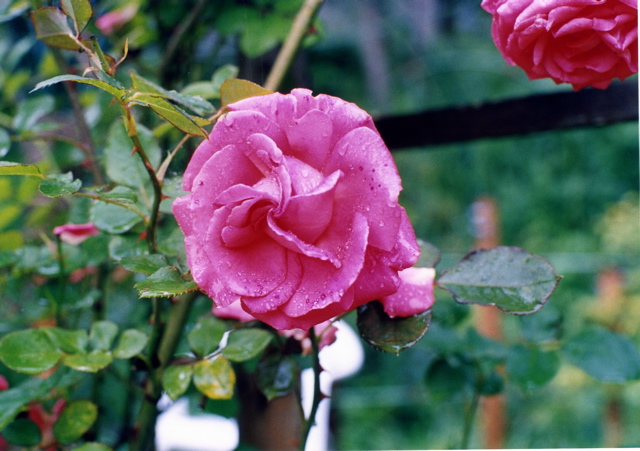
<box><xmin>131</xmin><ymin>146</ymin><xmax>139</xmax><ymax>156</ymax></box>
<box><xmin>161</xmin><ymin>194</ymin><xmax>171</xmax><ymax>201</ymax></box>
<box><xmin>137</xmin><ymin>230</ymin><xmax>148</xmax><ymax>242</ymax></box>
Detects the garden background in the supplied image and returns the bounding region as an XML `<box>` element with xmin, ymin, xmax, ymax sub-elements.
<box><xmin>0</xmin><ymin>0</ymin><xmax>638</xmax><ymax>449</ymax></box>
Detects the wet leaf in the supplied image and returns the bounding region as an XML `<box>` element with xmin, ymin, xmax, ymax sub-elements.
<box><xmin>223</xmin><ymin>329</ymin><xmax>273</xmax><ymax>362</ymax></box>
<box><xmin>90</xmin><ymin>200</ymin><xmax>142</xmax><ymax>234</ymax></box>
<box><xmin>120</xmin><ymin>254</ymin><xmax>168</xmax><ymax>275</ymax></box>
<box><xmin>31</xmin><ymin>7</ymin><xmax>79</xmax><ymax>50</ymax></box>
<box><xmin>2</xmin><ymin>418</ymin><xmax>42</xmax><ymax>447</ymax></box>
<box><xmin>507</xmin><ymin>345</ymin><xmax>559</xmax><ymax>391</ymax></box>
<box><xmin>357</xmin><ymin>301</ymin><xmax>431</xmax><ymax>354</ymax></box>
<box><xmin>193</xmin><ymin>357</ymin><xmax>235</xmax><ymax>400</ymax></box>
<box><xmin>135</xmin><ymin>266</ymin><xmax>199</xmax><ymax>298</ymax></box>
<box><xmin>112</xmin><ymin>329</ymin><xmax>148</xmax><ymax>359</ymax></box>
<box><xmin>89</xmin><ymin>320</ymin><xmax>118</xmax><ymax>351</ymax></box>
<box><xmin>0</xmin><ymin>162</ymin><xmax>43</xmax><ymax>177</ymax></box>
<box><xmin>187</xmin><ymin>316</ymin><xmax>227</xmax><ymax>357</ymax></box>
<box><xmin>0</xmin><ymin>329</ymin><xmax>61</xmax><ymax>374</ymax></box>
<box><xmin>256</xmin><ymin>354</ymin><xmax>299</xmax><ymax>401</ymax></box>
<box><xmin>131</xmin><ymin>72</ymin><xmax>215</xmax><ymax>116</ymax></box>
<box><xmin>60</xmin><ymin>0</ymin><xmax>93</xmax><ymax>35</ymax></box>
<box><xmin>437</xmin><ymin>246</ymin><xmax>560</xmax><ymax>315</ymax></box>
<box><xmin>31</xmin><ymin>74</ymin><xmax>125</xmax><ymax>100</ymax></box>
<box><xmin>62</xmin><ymin>350</ymin><xmax>113</xmax><ymax>372</ymax></box>
<box><xmin>163</xmin><ymin>365</ymin><xmax>193</xmax><ymax>400</ymax></box>
<box><xmin>39</xmin><ymin>172</ymin><xmax>82</xmax><ymax>197</ymax></box>
<box><xmin>220</xmin><ymin>78</ymin><xmax>272</xmax><ymax>108</ymax></box>
<box><xmin>129</xmin><ymin>94</ymin><xmax>207</xmax><ymax>138</ymax></box>
<box><xmin>53</xmin><ymin>400</ymin><xmax>98</xmax><ymax>444</ymax></box>
<box><xmin>562</xmin><ymin>328</ymin><xmax>640</xmax><ymax>383</ymax></box>
<box><xmin>43</xmin><ymin>327</ymin><xmax>88</xmax><ymax>354</ymax></box>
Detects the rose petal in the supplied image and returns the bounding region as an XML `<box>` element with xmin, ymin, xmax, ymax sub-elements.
<box><xmin>380</xmin><ymin>267</ymin><xmax>436</xmax><ymax>318</ymax></box>
<box><xmin>326</xmin><ymin>127</ymin><xmax>403</xmax><ymax>252</ymax></box>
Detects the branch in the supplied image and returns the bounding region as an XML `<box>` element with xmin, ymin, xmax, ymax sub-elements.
<box><xmin>264</xmin><ymin>0</ymin><xmax>324</xmax><ymax>92</ymax></box>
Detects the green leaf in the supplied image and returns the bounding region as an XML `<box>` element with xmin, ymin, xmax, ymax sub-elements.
<box><xmin>134</xmin><ymin>266</ymin><xmax>199</xmax><ymax>298</ymax></box>
<box><xmin>131</xmin><ymin>72</ymin><xmax>215</xmax><ymax>116</ymax></box>
<box><xmin>417</xmin><ymin>240</ymin><xmax>441</xmax><ymax>268</ymax></box>
<box><xmin>163</xmin><ymin>365</ymin><xmax>194</xmax><ymax>400</ymax></box>
<box><xmin>187</xmin><ymin>316</ymin><xmax>227</xmax><ymax>357</ymax></box>
<box><xmin>211</xmin><ymin>64</ymin><xmax>240</xmax><ymax>97</ymax></box>
<box><xmin>103</xmin><ymin>122</ymin><xmax>160</xmax><ymax>189</ymax></box>
<box><xmin>357</xmin><ymin>301</ymin><xmax>432</xmax><ymax>354</ymax></box>
<box><xmin>0</xmin><ymin>329</ymin><xmax>61</xmax><ymax>374</ymax></box>
<box><xmin>31</xmin><ymin>74</ymin><xmax>126</xmax><ymax>100</ymax></box>
<box><xmin>223</xmin><ymin>329</ymin><xmax>273</xmax><ymax>362</ymax></box>
<box><xmin>53</xmin><ymin>399</ymin><xmax>98</xmax><ymax>444</ymax></box>
<box><xmin>43</xmin><ymin>327</ymin><xmax>88</xmax><ymax>354</ymax></box>
<box><xmin>129</xmin><ymin>94</ymin><xmax>207</xmax><ymax>138</ymax></box>
<box><xmin>120</xmin><ymin>254</ymin><xmax>168</xmax><ymax>275</ymax></box>
<box><xmin>74</xmin><ymin>443</ymin><xmax>113</xmax><ymax>451</ymax></box>
<box><xmin>437</xmin><ymin>246</ymin><xmax>561</xmax><ymax>314</ymax></box>
<box><xmin>220</xmin><ymin>78</ymin><xmax>272</xmax><ymax>108</ymax></box>
<box><xmin>60</xmin><ymin>0</ymin><xmax>93</xmax><ymax>35</ymax></box>
<box><xmin>2</xmin><ymin>418</ymin><xmax>42</xmax><ymax>447</ymax></box>
<box><xmin>0</xmin><ymin>0</ymin><xmax>30</xmax><ymax>23</ymax></box>
<box><xmin>62</xmin><ymin>350</ymin><xmax>113</xmax><ymax>372</ymax></box>
<box><xmin>90</xmin><ymin>199</ymin><xmax>143</xmax><ymax>234</ymax></box>
<box><xmin>256</xmin><ymin>354</ymin><xmax>298</xmax><ymax>401</ymax></box>
<box><xmin>562</xmin><ymin>328</ymin><xmax>640</xmax><ymax>383</ymax></box>
<box><xmin>0</xmin><ymin>128</ymin><xmax>10</xmax><ymax>157</ymax></box>
<box><xmin>30</xmin><ymin>7</ymin><xmax>80</xmax><ymax>50</ymax></box>
<box><xmin>424</xmin><ymin>356</ymin><xmax>476</xmax><ymax>400</ymax></box>
<box><xmin>0</xmin><ymin>368</ymin><xmax>82</xmax><ymax>429</ymax></box>
<box><xmin>0</xmin><ymin>162</ymin><xmax>43</xmax><ymax>177</ymax></box>
<box><xmin>39</xmin><ymin>172</ymin><xmax>82</xmax><ymax>197</ymax></box>
<box><xmin>12</xmin><ymin>95</ymin><xmax>55</xmax><ymax>131</ymax></box>
<box><xmin>89</xmin><ymin>320</ymin><xmax>118</xmax><ymax>351</ymax></box>
<box><xmin>507</xmin><ymin>345</ymin><xmax>559</xmax><ymax>391</ymax></box>
<box><xmin>193</xmin><ymin>357</ymin><xmax>236</xmax><ymax>400</ymax></box>
<box><xmin>112</xmin><ymin>329</ymin><xmax>148</xmax><ymax>359</ymax></box>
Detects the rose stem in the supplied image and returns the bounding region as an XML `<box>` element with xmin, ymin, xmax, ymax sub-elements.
<box><xmin>300</xmin><ymin>327</ymin><xmax>323</xmax><ymax>451</ymax></box>
<box><xmin>264</xmin><ymin>0</ymin><xmax>324</xmax><ymax>92</ymax></box>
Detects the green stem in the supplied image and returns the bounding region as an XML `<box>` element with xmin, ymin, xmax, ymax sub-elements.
<box><xmin>157</xmin><ymin>292</ymin><xmax>198</xmax><ymax>367</ymax></box>
<box><xmin>300</xmin><ymin>328</ymin><xmax>322</xmax><ymax>451</ymax></box>
<box><xmin>54</xmin><ymin>235</ymin><xmax>65</xmax><ymax>326</ymax></box>
<box><xmin>264</xmin><ymin>0</ymin><xmax>324</xmax><ymax>91</ymax></box>
<box><xmin>123</xmin><ymin>109</ymin><xmax>163</xmax><ymax>253</ymax></box>
<box><xmin>461</xmin><ymin>379</ymin><xmax>481</xmax><ymax>449</ymax></box>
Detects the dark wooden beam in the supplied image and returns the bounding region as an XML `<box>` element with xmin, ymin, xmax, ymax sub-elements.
<box><xmin>375</xmin><ymin>80</ymin><xmax>638</xmax><ymax>150</ymax></box>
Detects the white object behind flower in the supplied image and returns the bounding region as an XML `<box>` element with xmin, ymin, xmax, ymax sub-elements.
<box><xmin>156</xmin><ymin>320</ymin><xmax>364</xmax><ymax>451</ymax></box>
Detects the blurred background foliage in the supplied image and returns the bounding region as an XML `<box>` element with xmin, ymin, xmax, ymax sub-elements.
<box><xmin>0</xmin><ymin>0</ymin><xmax>638</xmax><ymax>449</ymax></box>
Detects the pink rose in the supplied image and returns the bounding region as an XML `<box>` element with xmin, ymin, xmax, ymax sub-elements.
<box><xmin>173</xmin><ymin>88</ymin><xmax>421</xmax><ymax>330</ymax></box>
<box><xmin>53</xmin><ymin>222</ymin><xmax>99</xmax><ymax>245</ymax></box>
<box><xmin>95</xmin><ymin>4</ymin><xmax>138</xmax><ymax>35</ymax></box>
<box><xmin>380</xmin><ymin>267</ymin><xmax>435</xmax><ymax>318</ymax></box>
<box><xmin>481</xmin><ymin>0</ymin><xmax>638</xmax><ymax>90</ymax></box>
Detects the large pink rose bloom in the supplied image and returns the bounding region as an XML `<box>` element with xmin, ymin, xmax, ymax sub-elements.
<box><xmin>173</xmin><ymin>89</ymin><xmax>422</xmax><ymax>330</ymax></box>
<box><xmin>482</xmin><ymin>0</ymin><xmax>638</xmax><ymax>90</ymax></box>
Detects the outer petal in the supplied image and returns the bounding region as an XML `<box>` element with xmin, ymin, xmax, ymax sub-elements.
<box><xmin>379</xmin><ymin>267</ymin><xmax>436</xmax><ymax>318</ymax></box>
<box><xmin>325</xmin><ymin>127</ymin><xmax>403</xmax><ymax>252</ymax></box>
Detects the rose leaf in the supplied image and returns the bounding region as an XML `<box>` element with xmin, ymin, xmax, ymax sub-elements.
<box><xmin>163</xmin><ymin>365</ymin><xmax>194</xmax><ymax>401</ymax></box>
<box><xmin>53</xmin><ymin>400</ymin><xmax>98</xmax><ymax>444</ymax></box>
<box><xmin>193</xmin><ymin>357</ymin><xmax>236</xmax><ymax>400</ymax></box>
<box><xmin>437</xmin><ymin>246</ymin><xmax>561</xmax><ymax>314</ymax></box>
<box><xmin>0</xmin><ymin>329</ymin><xmax>61</xmax><ymax>375</ymax></box>
<box><xmin>357</xmin><ymin>301</ymin><xmax>432</xmax><ymax>354</ymax></box>
<box><xmin>134</xmin><ymin>266</ymin><xmax>199</xmax><ymax>298</ymax></box>
<box><xmin>222</xmin><ymin>329</ymin><xmax>273</xmax><ymax>362</ymax></box>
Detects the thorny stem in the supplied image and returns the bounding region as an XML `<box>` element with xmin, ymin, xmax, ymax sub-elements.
<box><xmin>123</xmin><ymin>109</ymin><xmax>163</xmax><ymax>253</ymax></box>
<box><xmin>264</xmin><ymin>0</ymin><xmax>324</xmax><ymax>92</ymax></box>
<box><xmin>300</xmin><ymin>328</ymin><xmax>323</xmax><ymax>451</ymax></box>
